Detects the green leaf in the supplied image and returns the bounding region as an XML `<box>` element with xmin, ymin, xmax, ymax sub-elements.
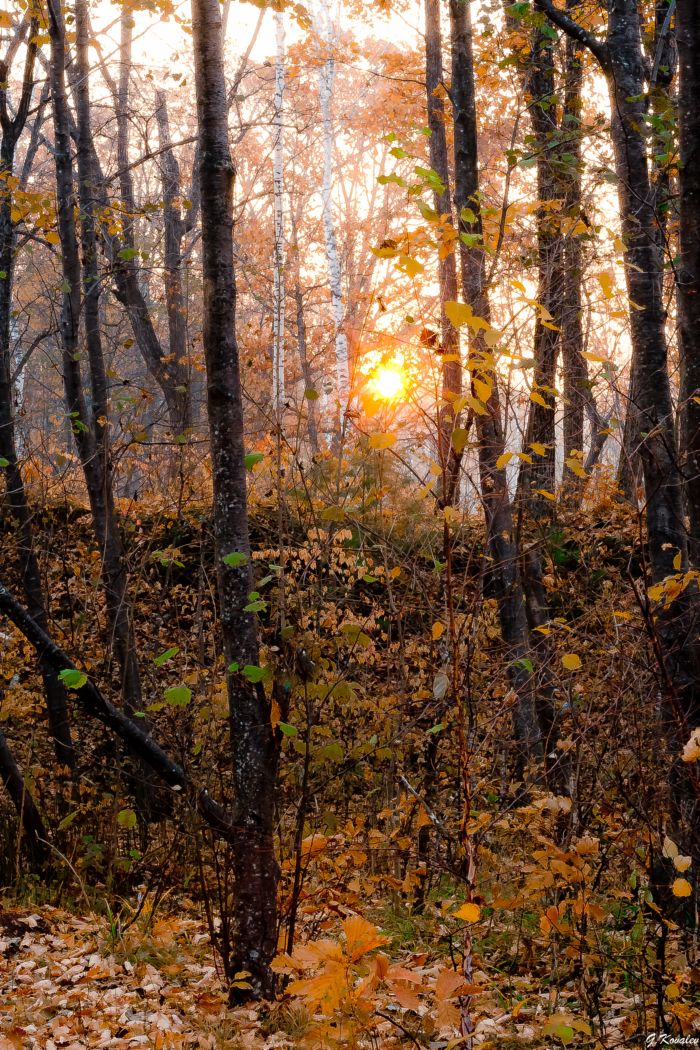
<box><xmin>243</xmin><ymin>664</ymin><xmax>269</xmax><ymax>683</ymax></box>
<box><xmin>304</xmin><ymin>387</ymin><xmax>319</xmax><ymax>400</ymax></box>
<box><xmin>118</xmin><ymin>247</ymin><xmax>139</xmax><ymax>261</ymax></box>
<box><xmin>117</xmin><ymin>808</ymin><xmax>138</xmax><ymax>829</ymax></box>
<box><xmin>153</xmin><ymin>646</ymin><xmax>180</xmax><ymax>667</ymax></box>
<box><xmin>228</xmin><ymin>661</ymin><xmax>240</xmax><ymax>673</ymax></box>
<box><xmin>278</xmin><ymin>722</ymin><xmax>298</xmax><ymax>736</ymax></box>
<box><xmin>451</xmin><ymin>428</ymin><xmax>470</xmax><ymax>454</ymax></box>
<box><xmin>543</xmin><ymin>1023</ymin><xmax>575</xmax><ymax>1046</ymax></box>
<box><xmin>244</xmin><ymin>452</ymin><xmax>265</xmax><ymax>470</ymax></box>
<box><xmin>164</xmin><ymin>685</ymin><xmax>192</xmax><ymax>707</ymax></box>
<box><xmin>426</xmin><ymin>723</ymin><xmax>446</xmax><ymax>735</ymax></box>
<box><xmin>222</xmin><ymin>551</ymin><xmax>248</xmax><ymax>567</ymax></box>
<box><xmin>57</xmin><ymin>809</ymin><xmax>80</xmax><ymax>831</ymax></box>
<box><xmin>341</xmin><ymin>623</ymin><xmax>371</xmax><ymax>647</ymax></box>
<box><xmin>59</xmin><ymin>668</ymin><xmax>87</xmax><ymax>690</ymax></box>
<box><xmin>0</xmin><ymin>457</ymin><xmax>8</xmax><ymax>468</ymax></box>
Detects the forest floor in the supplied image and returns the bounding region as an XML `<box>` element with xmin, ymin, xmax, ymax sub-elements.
<box><xmin>0</xmin><ymin>900</ymin><xmax>279</xmax><ymax>1050</ymax></box>
<box><xmin>0</xmin><ymin>896</ymin><xmax>666</xmax><ymax>1050</ymax></box>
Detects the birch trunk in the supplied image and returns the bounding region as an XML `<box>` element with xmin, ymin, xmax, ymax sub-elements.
<box><xmin>314</xmin><ymin>0</ymin><xmax>350</xmax><ymax>412</ymax></box>
<box><xmin>272</xmin><ymin>11</ymin><xmax>286</xmax><ymax>415</ymax></box>
<box><xmin>0</xmin><ymin>19</ymin><xmax>74</xmax><ymax>771</ymax></box>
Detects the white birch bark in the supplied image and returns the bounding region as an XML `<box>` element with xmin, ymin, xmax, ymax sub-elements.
<box><xmin>314</xmin><ymin>0</ymin><xmax>350</xmax><ymax>408</ymax></box>
<box><xmin>272</xmin><ymin>9</ymin><xmax>286</xmax><ymax>414</ymax></box>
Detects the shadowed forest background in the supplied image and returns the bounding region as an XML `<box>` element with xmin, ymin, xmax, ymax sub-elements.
<box><xmin>1</xmin><ymin>0</ymin><xmax>700</xmax><ymax>1045</ymax></box>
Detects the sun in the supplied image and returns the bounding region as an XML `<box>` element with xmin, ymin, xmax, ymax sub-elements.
<box><xmin>369</xmin><ymin>361</ymin><xmax>407</xmax><ymax>402</ymax></box>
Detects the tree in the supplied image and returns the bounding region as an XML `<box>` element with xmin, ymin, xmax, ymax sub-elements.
<box><xmin>424</xmin><ymin>0</ymin><xmax>462</xmax><ymax>504</ymax></box>
<box><xmin>0</xmin><ymin>10</ymin><xmax>74</xmax><ymax>771</ymax></box>
<box><xmin>191</xmin><ymin>0</ymin><xmax>280</xmax><ymax>997</ymax></box>
<box><xmin>450</xmin><ymin>0</ymin><xmax>543</xmax><ymax>770</ymax></box>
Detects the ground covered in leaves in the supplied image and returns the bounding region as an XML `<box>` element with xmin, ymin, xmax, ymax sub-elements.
<box><xmin>2</xmin><ymin>897</ymin><xmax>697</xmax><ymax>1049</ymax></box>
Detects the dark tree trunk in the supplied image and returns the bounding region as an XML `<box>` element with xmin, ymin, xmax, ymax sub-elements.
<box><xmin>192</xmin><ymin>0</ymin><xmax>279</xmax><ymax>999</ymax></box>
<box><xmin>559</xmin><ymin>29</ymin><xmax>587</xmax><ymax>492</ymax></box>
<box><xmin>677</xmin><ymin>0</ymin><xmax>700</xmax><ymax>564</ymax></box>
<box><xmin>425</xmin><ymin>0</ymin><xmax>461</xmax><ymax>504</ymax></box>
<box><xmin>155</xmin><ymin>91</ymin><xmax>190</xmax><ymax>409</ymax></box>
<box><xmin>450</xmin><ymin>0</ymin><xmax>543</xmax><ymax>770</ymax></box>
<box><xmin>50</xmin><ymin>0</ymin><xmax>144</xmax><ymax>727</ymax></box>
<box><xmin>516</xmin><ymin>26</ymin><xmax>563</xmax><ymax>513</ymax></box>
<box><xmin>538</xmin><ymin>0</ymin><xmax>700</xmax><ymax>894</ymax></box>
<box><xmin>537</xmin><ymin>0</ymin><xmax>685</xmax><ymax>579</ymax></box>
<box><xmin>104</xmin><ymin>10</ymin><xmax>191</xmax><ymax>435</ymax></box>
<box><xmin>0</xmin><ymin>22</ymin><xmax>74</xmax><ymax>771</ymax></box>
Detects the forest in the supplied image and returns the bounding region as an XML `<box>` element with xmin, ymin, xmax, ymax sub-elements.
<box><xmin>0</xmin><ymin>0</ymin><xmax>699</xmax><ymax>1045</ymax></box>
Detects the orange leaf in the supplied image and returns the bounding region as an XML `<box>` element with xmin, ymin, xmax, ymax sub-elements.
<box><xmin>343</xmin><ymin>915</ymin><xmax>389</xmax><ymax>961</ymax></box>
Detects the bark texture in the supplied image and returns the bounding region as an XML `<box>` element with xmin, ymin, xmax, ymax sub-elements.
<box><xmin>450</xmin><ymin>0</ymin><xmax>543</xmax><ymax>769</ymax></box>
<box><xmin>191</xmin><ymin>0</ymin><xmax>279</xmax><ymax>998</ymax></box>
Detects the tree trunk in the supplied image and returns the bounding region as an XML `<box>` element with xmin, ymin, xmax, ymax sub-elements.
<box><xmin>538</xmin><ymin>0</ymin><xmax>700</xmax><ymax>898</ymax></box>
<box><xmin>516</xmin><ymin>26</ymin><xmax>563</xmax><ymax>513</ymax></box>
<box><xmin>191</xmin><ymin>0</ymin><xmax>279</xmax><ymax>999</ymax></box>
<box><xmin>425</xmin><ymin>0</ymin><xmax>462</xmax><ymax>504</ymax></box>
<box><xmin>52</xmin><ymin>0</ymin><xmax>144</xmax><ymax>726</ymax></box>
<box><xmin>450</xmin><ymin>0</ymin><xmax>543</xmax><ymax>770</ymax></box>
<box><xmin>290</xmin><ymin>205</ymin><xmax>319</xmax><ymax>452</ymax></box>
<box><xmin>272</xmin><ymin>10</ymin><xmax>286</xmax><ymax>415</ymax></box>
<box><xmin>314</xmin><ymin>0</ymin><xmax>350</xmax><ymax>412</ymax></box>
<box><xmin>559</xmin><ymin>29</ymin><xmax>588</xmax><ymax>495</ymax></box>
<box><xmin>677</xmin><ymin>0</ymin><xmax>700</xmax><ymax>564</ymax></box>
<box><xmin>0</xmin><ymin>22</ymin><xmax>74</xmax><ymax>771</ymax></box>
<box><xmin>155</xmin><ymin>91</ymin><xmax>190</xmax><ymax>416</ymax></box>
<box><xmin>107</xmin><ymin>10</ymin><xmax>191</xmax><ymax>435</ymax></box>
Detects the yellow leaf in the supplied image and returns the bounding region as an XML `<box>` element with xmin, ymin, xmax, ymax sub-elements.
<box><xmin>596</xmin><ymin>271</ymin><xmax>615</xmax><ymax>299</ymax></box>
<box><xmin>530</xmin><ymin>391</ymin><xmax>548</xmax><ymax>408</ymax></box>
<box><xmin>369</xmin><ymin>432</ymin><xmax>396</xmax><ymax>450</ymax></box>
<box><xmin>535</xmin><ymin>488</ymin><xmax>556</xmax><ymax>502</ymax></box>
<box><xmin>0</xmin><ymin>11</ymin><xmax>12</xmax><ymax>28</ymax></box>
<box><xmin>45</xmin><ymin>230</ymin><xmax>61</xmax><ymax>245</ymax></box>
<box><xmin>562</xmin><ymin>653</ymin><xmax>582</xmax><ymax>671</ymax></box>
<box><xmin>674</xmin><ymin>855</ymin><xmax>692</xmax><ymax>873</ymax></box>
<box><xmin>565</xmin><ymin>456</ymin><xmax>587</xmax><ymax>478</ymax></box>
<box><xmin>399</xmin><ymin>254</ymin><xmax>424</xmax><ymax>278</ymax></box>
<box><xmin>453</xmin><ymin>901</ymin><xmax>481</xmax><ymax>922</ymax></box>
<box><xmin>343</xmin><ymin>915</ymin><xmax>389</xmax><ymax>961</ymax></box>
<box><xmin>496</xmin><ymin>451</ymin><xmax>513</xmax><ymax>470</ymax></box>
<box><xmin>473</xmin><ymin>375</ymin><xmax>492</xmax><ymax>403</ymax></box>
<box><xmin>445</xmin><ymin>300</ymin><xmax>472</xmax><ymax>327</ymax></box>
<box><xmin>673</xmin><ymin>550</ymin><xmax>683</xmax><ymax>571</ymax></box>
<box><xmin>672</xmin><ymin>878</ymin><xmax>692</xmax><ymax>897</ymax></box>
<box><xmin>432</xmin><ymin>622</ymin><xmax>445</xmax><ymax>641</ymax></box>
<box><xmin>530</xmin><ymin>442</ymin><xmax>547</xmax><ymax>456</ymax></box>
<box><xmin>682</xmin><ymin>728</ymin><xmax>700</xmax><ymax>762</ymax></box>
<box><xmin>581</xmin><ymin>351</ymin><xmax>606</xmax><ymax>363</ymax></box>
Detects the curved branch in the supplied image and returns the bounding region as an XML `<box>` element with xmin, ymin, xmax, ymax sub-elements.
<box><xmin>534</xmin><ymin>0</ymin><xmax>610</xmax><ymax>71</ymax></box>
<box><xmin>0</xmin><ymin>581</ymin><xmax>235</xmax><ymax>839</ymax></box>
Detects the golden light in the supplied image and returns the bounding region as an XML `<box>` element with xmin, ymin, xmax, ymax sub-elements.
<box><xmin>368</xmin><ymin>360</ymin><xmax>407</xmax><ymax>402</ymax></box>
